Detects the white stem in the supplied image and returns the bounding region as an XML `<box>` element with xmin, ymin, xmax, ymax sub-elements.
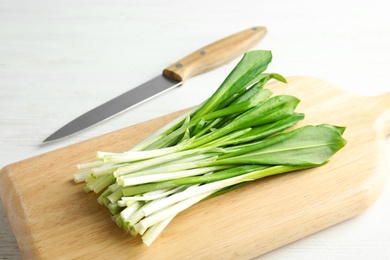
<box><xmin>141</xmin><ymin>185</ymin><xmax>202</xmax><ymax>216</ymax></box>
<box><xmin>142</xmin><ymin>173</ymin><xmax>252</xmax><ymax>216</ymax></box>
<box><xmin>120</xmin><ymin>201</ymin><xmax>143</xmax><ymax>220</ymax></box>
<box><xmin>104</xmin><ymin>145</ymin><xmax>183</xmax><ymax>164</ymax></box>
<box><xmin>108</xmin><ymin>183</ymin><xmax>119</xmax><ymax>192</ymax></box>
<box><xmin>119</xmin><ymin>165</ymin><xmax>226</xmax><ymax>187</ymax></box>
<box><xmin>92</xmin><ymin>164</ymin><xmax>125</xmax><ymax>176</ymax></box>
<box><xmin>122</xmin><ymin>186</ymin><xmax>186</xmax><ymax>201</ymax></box>
<box><xmin>136</xmin><ymin>191</ymin><xmax>213</xmax><ymax>235</ymax></box>
<box><xmin>113</xmin><ymin>148</ymin><xmax>218</xmax><ymax>177</ymax></box>
<box><xmin>73</xmin><ymin>170</ymin><xmax>92</xmax><ymax>183</ymax></box>
<box><xmin>126</xmin><ymin>207</ymin><xmax>145</xmax><ymax>227</ymax></box>
<box><xmin>96</xmin><ymin>151</ymin><xmax>117</xmax><ymax>160</ymax></box>
<box><xmin>77</xmin><ymin>161</ymin><xmax>104</xmax><ymax>170</ymax></box>
<box><xmin>126</xmin><ymin>198</ymin><xmax>162</xmax><ymax>227</ymax></box>
<box><xmin>107</xmin><ymin>188</ymin><xmax>123</xmax><ymax>203</ymax></box>
<box><xmin>141</xmin><ymin>215</ymin><xmax>176</xmax><ymax>246</ymax></box>
<box><xmin>130</xmin><ymin>106</ymin><xmax>200</xmax><ymax>152</ymax></box>
<box><xmin>119</xmin><ymin>154</ymin><xmax>218</xmax><ymax>179</ymax></box>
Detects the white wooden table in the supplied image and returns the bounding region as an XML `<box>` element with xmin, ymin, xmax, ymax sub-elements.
<box><xmin>1</xmin><ymin>0</ymin><xmax>389</xmax><ymax>259</ymax></box>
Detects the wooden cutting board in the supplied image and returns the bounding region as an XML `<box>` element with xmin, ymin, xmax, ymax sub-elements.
<box><xmin>1</xmin><ymin>76</ymin><xmax>389</xmax><ymax>260</ymax></box>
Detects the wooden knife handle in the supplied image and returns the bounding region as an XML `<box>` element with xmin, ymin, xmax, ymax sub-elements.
<box><xmin>163</xmin><ymin>26</ymin><xmax>267</xmax><ymax>82</ymax></box>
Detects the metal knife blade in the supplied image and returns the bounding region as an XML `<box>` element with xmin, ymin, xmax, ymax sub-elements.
<box><xmin>43</xmin><ymin>26</ymin><xmax>267</xmax><ymax>142</ymax></box>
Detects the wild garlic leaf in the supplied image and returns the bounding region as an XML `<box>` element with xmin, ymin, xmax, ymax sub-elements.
<box><xmin>216</xmin><ymin>125</ymin><xmax>347</xmax><ymax>166</ymax></box>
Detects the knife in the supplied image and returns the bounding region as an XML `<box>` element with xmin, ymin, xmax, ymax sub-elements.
<box><xmin>43</xmin><ymin>26</ymin><xmax>267</xmax><ymax>143</ymax></box>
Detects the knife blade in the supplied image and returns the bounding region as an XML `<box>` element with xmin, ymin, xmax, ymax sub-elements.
<box><xmin>43</xmin><ymin>26</ymin><xmax>267</xmax><ymax>142</ymax></box>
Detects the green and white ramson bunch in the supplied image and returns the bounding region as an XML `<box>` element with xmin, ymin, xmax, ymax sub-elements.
<box><xmin>74</xmin><ymin>50</ymin><xmax>347</xmax><ymax>246</ymax></box>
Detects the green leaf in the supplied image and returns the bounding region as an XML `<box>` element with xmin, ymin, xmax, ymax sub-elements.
<box><xmin>192</xmin><ymin>50</ymin><xmax>273</xmax><ymax>119</ymax></box>
<box><xmin>215</xmin><ymin>125</ymin><xmax>347</xmax><ymax>166</ymax></box>
<box><xmin>185</xmin><ymin>95</ymin><xmax>300</xmax><ymax>149</ymax></box>
<box><xmin>200</xmin><ymin>89</ymin><xmax>272</xmax><ymax>122</ymax></box>
<box><xmin>122</xmin><ymin>165</ymin><xmax>267</xmax><ymax>196</ymax></box>
<box><xmin>211</xmin><ymin>113</ymin><xmax>305</xmax><ymax>147</ymax></box>
<box><xmin>228</xmin><ymin>95</ymin><xmax>300</xmax><ymax>130</ymax></box>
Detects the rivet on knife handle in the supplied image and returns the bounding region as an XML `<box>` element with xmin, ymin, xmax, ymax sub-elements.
<box><xmin>163</xmin><ymin>26</ymin><xmax>267</xmax><ymax>82</ymax></box>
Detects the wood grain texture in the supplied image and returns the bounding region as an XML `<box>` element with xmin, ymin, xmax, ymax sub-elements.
<box><xmin>0</xmin><ymin>77</ymin><xmax>389</xmax><ymax>259</ymax></box>
<box><xmin>163</xmin><ymin>27</ymin><xmax>266</xmax><ymax>81</ymax></box>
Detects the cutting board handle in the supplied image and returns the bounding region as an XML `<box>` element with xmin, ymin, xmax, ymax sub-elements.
<box><xmin>163</xmin><ymin>26</ymin><xmax>267</xmax><ymax>82</ymax></box>
<box><xmin>373</xmin><ymin>92</ymin><xmax>390</xmax><ymax>136</ymax></box>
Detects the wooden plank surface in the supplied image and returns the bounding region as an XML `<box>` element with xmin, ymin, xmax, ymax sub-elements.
<box><xmin>1</xmin><ymin>77</ymin><xmax>389</xmax><ymax>259</ymax></box>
